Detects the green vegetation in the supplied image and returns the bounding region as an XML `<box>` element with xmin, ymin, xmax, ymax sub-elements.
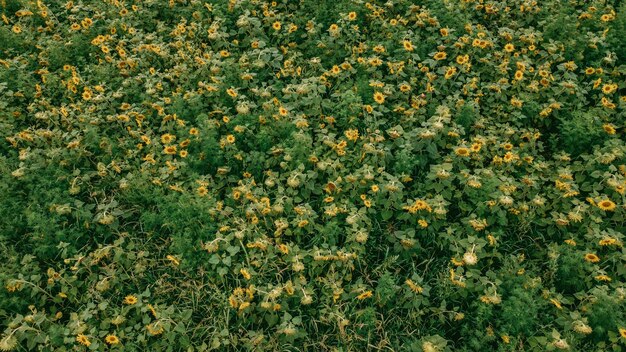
<box><xmin>1</xmin><ymin>0</ymin><xmax>625</xmax><ymax>351</ymax></box>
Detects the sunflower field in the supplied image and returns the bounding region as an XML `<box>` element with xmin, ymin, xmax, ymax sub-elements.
<box><xmin>1</xmin><ymin>0</ymin><xmax>626</xmax><ymax>350</ymax></box>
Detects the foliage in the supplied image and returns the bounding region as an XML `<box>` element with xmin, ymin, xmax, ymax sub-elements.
<box><xmin>1</xmin><ymin>0</ymin><xmax>625</xmax><ymax>351</ymax></box>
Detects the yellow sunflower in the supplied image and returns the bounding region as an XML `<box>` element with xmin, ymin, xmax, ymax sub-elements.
<box><xmin>596</xmin><ymin>199</ymin><xmax>616</xmax><ymax>211</ymax></box>
<box><xmin>76</xmin><ymin>334</ymin><xmax>91</xmax><ymax>347</ymax></box>
<box><xmin>105</xmin><ymin>335</ymin><xmax>120</xmax><ymax>345</ymax></box>
<box><xmin>160</xmin><ymin>133</ymin><xmax>175</xmax><ymax>144</ymax></box>
<box><xmin>603</xmin><ymin>124</ymin><xmax>616</xmax><ymax>135</ymax></box>
<box><xmin>123</xmin><ymin>295</ymin><xmax>138</xmax><ymax>305</ymax></box>
<box><xmin>163</xmin><ymin>145</ymin><xmax>177</xmax><ymax>155</ymax></box>
<box><xmin>433</xmin><ymin>51</ymin><xmax>447</xmax><ymax>60</ymax></box>
<box><xmin>455</xmin><ymin>147</ymin><xmax>470</xmax><ymax>157</ymax></box>
<box><xmin>373</xmin><ymin>92</ymin><xmax>385</xmax><ymax>104</ymax></box>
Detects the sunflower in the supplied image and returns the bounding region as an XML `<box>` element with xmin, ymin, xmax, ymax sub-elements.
<box><xmin>504</xmin><ymin>43</ymin><xmax>515</xmax><ymax>52</ymax></box>
<box><xmin>470</xmin><ymin>143</ymin><xmax>482</xmax><ymax>152</ymax></box>
<box><xmin>226</xmin><ymin>88</ymin><xmax>238</xmax><ymax>98</ymax></box>
<box><xmin>160</xmin><ymin>133</ymin><xmax>175</xmax><ymax>144</ymax></box>
<box><xmin>514</xmin><ymin>70</ymin><xmax>524</xmax><ymax>80</ymax></box>
<box><xmin>105</xmin><ymin>335</ymin><xmax>120</xmax><ymax>345</ymax></box>
<box><xmin>549</xmin><ymin>298</ymin><xmax>562</xmax><ymax>309</ymax></box>
<box><xmin>503</xmin><ymin>152</ymin><xmax>516</xmax><ymax>163</ymax></box>
<box><xmin>369</xmin><ymin>57</ymin><xmax>383</xmax><ymax>66</ymax></box>
<box><xmin>456</xmin><ymin>55</ymin><xmax>469</xmax><ymax>64</ymax></box>
<box><xmin>603</xmin><ymin>124</ymin><xmax>616</xmax><ymax>135</ymax></box>
<box><xmin>602</xmin><ymin>84</ymin><xmax>618</xmax><ymax>94</ymax></box>
<box><xmin>272</xmin><ymin>21</ymin><xmax>281</xmax><ymax>31</ymax></box>
<box><xmin>402</xmin><ymin>280</ymin><xmax>424</xmax><ymax>297</ymax></box>
<box><xmin>0</xmin><ymin>335</ymin><xmax>17</xmax><ymax>351</ymax></box>
<box><xmin>146</xmin><ymin>322</ymin><xmax>165</xmax><ymax>336</ymax></box>
<box><xmin>599</xmin><ymin>237</ymin><xmax>618</xmax><ymax>246</ymax></box>
<box><xmin>76</xmin><ymin>334</ymin><xmax>91</xmax><ymax>347</ymax></box>
<box><xmin>596</xmin><ymin>199</ymin><xmax>616</xmax><ymax>211</ymax></box>
<box><xmin>123</xmin><ymin>295</ymin><xmax>138</xmax><ymax>305</ymax></box>
<box><xmin>373</xmin><ymin>45</ymin><xmax>385</xmax><ymax>53</ymax></box>
<box><xmin>163</xmin><ymin>145</ymin><xmax>177</xmax><ymax>155</ymax></box>
<box><xmin>347</xmin><ymin>11</ymin><xmax>357</xmax><ymax>20</ymax></box>
<box><xmin>584</xmin><ymin>67</ymin><xmax>595</xmax><ymax>75</ymax></box>
<box><xmin>403</xmin><ymin>40</ymin><xmax>414</xmax><ymax>51</ymax></box>
<box><xmin>344</xmin><ymin>129</ymin><xmax>359</xmax><ymax>141</ymax></box>
<box><xmin>444</xmin><ymin>67</ymin><xmax>457</xmax><ymax>79</ymax></box>
<box><xmin>240</xmin><ymin>268</ymin><xmax>251</xmax><ymax>280</ymax></box>
<box><xmin>619</xmin><ymin>328</ymin><xmax>626</xmax><ymax>339</ymax></box>
<box><xmin>356</xmin><ymin>291</ymin><xmax>372</xmax><ymax>300</ymax></box>
<box><xmin>197</xmin><ymin>186</ymin><xmax>208</xmax><ymax>196</ymax></box>
<box><xmin>510</xmin><ymin>97</ymin><xmax>523</xmax><ymax>108</ymax></box>
<box><xmin>584</xmin><ymin>253</ymin><xmax>600</xmax><ymax>263</ymax></box>
<box><xmin>278</xmin><ymin>244</ymin><xmax>289</xmax><ymax>254</ymax></box>
<box><xmin>455</xmin><ymin>147</ymin><xmax>470</xmax><ymax>157</ymax></box>
<box><xmin>433</xmin><ymin>51</ymin><xmax>447</xmax><ymax>60</ymax></box>
<box><xmin>373</xmin><ymin>92</ymin><xmax>385</xmax><ymax>104</ymax></box>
